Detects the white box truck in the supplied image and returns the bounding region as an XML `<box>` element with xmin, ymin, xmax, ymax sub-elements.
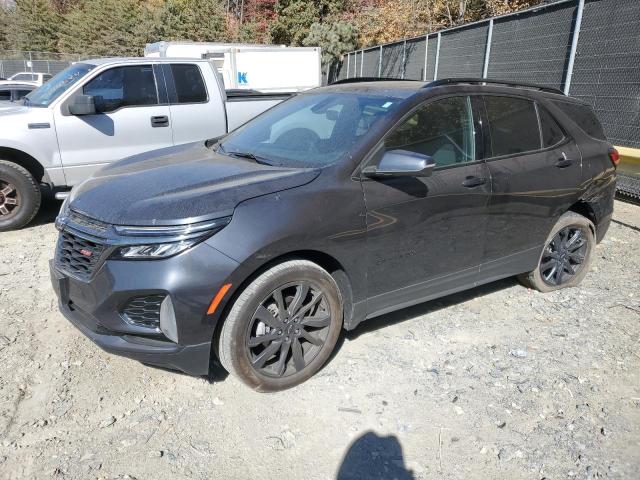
<box><xmin>144</xmin><ymin>41</ymin><xmax>321</xmax><ymax>93</ymax></box>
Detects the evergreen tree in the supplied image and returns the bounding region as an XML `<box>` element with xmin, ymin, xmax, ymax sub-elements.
<box><xmin>148</xmin><ymin>0</ymin><xmax>228</xmax><ymax>43</ymax></box>
<box><xmin>0</xmin><ymin>7</ymin><xmax>10</xmax><ymax>50</ymax></box>
<box><xmin>303</xmin><ymin>21</ymin><xmax>357</xmax><ymax>65</ymax></box>
<box><xmin>7</xmin><ymin>0</ymin><xmax>60</xmax><ymax>52</ymax></box>
<box><xmin>270</xmin><ymin>0</ymin><xmax>344</xmax><ymax>46</ymax></box>
<box><xmin>58</xmin><ymin>0</ymin><xmax>149</xmax><ymax>56</ymax></box>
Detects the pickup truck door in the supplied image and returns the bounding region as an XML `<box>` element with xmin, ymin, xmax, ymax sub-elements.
<box><xmin>54</xmin><ymin>64</ymin><xmax>173</xmax><ymax>185</ymax></box>
<box><xmin>161</xmin><ymin>63</ymin><xmax>227</xmax><ymax>144</ymax></box>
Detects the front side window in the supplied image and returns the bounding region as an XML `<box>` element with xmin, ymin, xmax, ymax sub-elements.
<box><xmin>219</xmin><ymin>92</ymin><xmax>402</xmax><ymax>168</ymax></box>
<box><xmin>171</xmin><ymin>64</ymin><xmax>207</xmax><ymax>104</ymax></box>
<box><xmin>384</xmin><ymin>96</ymin><xmax>475</xmax><ymax>167</ymax></box>
<box><xmin>83</xmin><ymin>65</ymin><xmax>158</xmax><ymax>112</ymax></box>
<box><xmin>484</xmin><ymin>96</ymin><xmax>541</xmax><ymax>157</ymax></box>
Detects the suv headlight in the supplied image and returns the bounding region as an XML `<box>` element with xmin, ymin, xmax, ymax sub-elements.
<box><xmin>110</xmin><ymin>216</ymin><xmax>231</xmax><ymax>260</ymax></box>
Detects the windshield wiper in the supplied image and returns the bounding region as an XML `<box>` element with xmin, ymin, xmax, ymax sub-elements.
<box><xmin>225</xmin><ymin>150</ymin><xmax>273</xmax><ymax>166</ymax></box>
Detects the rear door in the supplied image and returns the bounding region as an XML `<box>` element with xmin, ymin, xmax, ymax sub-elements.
<box><xmin>478</xmin><ymin>94</ymin><xmax>582</xmax><ymax>281</ymax></box>
<box><xmin>361</xmin><ymin>95</ymin><xmax>491</xmax><ymax>317</ymax></box>
<box><xmin>55</xmin><ymin>64</ymin><xmax>173</xmax><ymax>185</ymax></box>
<box><xmin>161</xmin><ymin>62</ymin><xmax>227</xmax><ymax>143</ymax></box>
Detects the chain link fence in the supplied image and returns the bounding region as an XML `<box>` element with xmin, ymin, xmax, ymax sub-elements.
<box><xmin>0</xmin><ymin>50</ymin><xmax>86</xmax><ymax>80</ymax></box>
<box><xmin>331</xmin><ymin>0</ymin><xmax>640</xmax><ymax>150</ymax></box>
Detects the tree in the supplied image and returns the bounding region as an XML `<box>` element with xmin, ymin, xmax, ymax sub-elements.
<box><xmin>58</xmin><ymin>0</ymin><xmax>149</xmax><ymax>56</ymax></box>
<box><xmin>303</xmin><ymin>21</ymin><xmax>357</xmax><ymax>65</ymax></box>
<box><xmin>148</xmin><ymin>0</ymin><xmax>228</xmax><ymax>43</ymax></box>
<box><xmin>270</xmin><ymin>0</ymin><xmax>344</xmax><ymax>46</ymax></box>
<box><xmin>6</xmin><ymin>0</ymin><xmax>60</xmax><ymax>52</ymax></box>
<box><xmin>0</xmin><ymin>7</ymin><xmax>10</xmax><ymax>50</ymax></box>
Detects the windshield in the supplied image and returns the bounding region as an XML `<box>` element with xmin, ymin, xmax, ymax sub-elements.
<box><xmin>218</xmin><ymin>92</ymin><xmax>403</xmax><ymax>168</ymax></box>
<box><xmin>10</xmin><ymin>73</ymin><xmax>37</xmax><ymax>81</ymax></box>
<box><xmin>24</xmin><ymin>63</ymin><xmax>95</xmax><ymax>107</ymax></box>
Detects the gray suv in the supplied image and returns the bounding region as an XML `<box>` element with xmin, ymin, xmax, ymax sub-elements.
<box><xmin>50</xmin><ymin>79</ymin><xmax>617</xmax><ymax>391</ymax></box>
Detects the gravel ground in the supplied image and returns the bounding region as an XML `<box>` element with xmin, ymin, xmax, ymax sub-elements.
<box><xmin>0</xmin><ymin>200</ymin><xmax>639</xmax><ymax>480</ymax></box>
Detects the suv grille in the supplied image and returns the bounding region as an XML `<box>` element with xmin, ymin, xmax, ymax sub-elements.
<box><xmin>55</xmin><ymin>231</ymin><xmax>105</xmax><ymax>280</ymax></box>
<box><xmin>121</xmin><ymin>295</ymin><xmax>165</xmax><ymax>329</ymax></box>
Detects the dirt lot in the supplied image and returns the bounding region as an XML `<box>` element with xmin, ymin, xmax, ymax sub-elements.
<box><xmin>0</xmin><ymin>200</ymin><xmax>638</xmax><ymax>480</ymax></box>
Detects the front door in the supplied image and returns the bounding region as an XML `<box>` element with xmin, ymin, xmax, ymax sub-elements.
<box><xmin>54</xmin><ymin>64</ymin><xmax>173</xmax><ymax>185</ymax></box>
<box><xmin>361</xmin><ymin>95</ymin><xmax>491</xmax><ymax>318</ymax></box>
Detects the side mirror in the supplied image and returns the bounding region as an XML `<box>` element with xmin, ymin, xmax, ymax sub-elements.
<box><xmin>68</xmin><ymin>94</ymin><xmax>96</xmax><ymax>115</ymax></box>
<box><xmin>362</xmin><ymin>149</ymin><xmax>436</xmax><ymax>178</ymax></box>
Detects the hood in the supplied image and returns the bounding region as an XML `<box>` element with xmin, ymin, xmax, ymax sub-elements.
<box><xmin>69</xmin><ymin>142</ymin><xmax>321</xmax><ymax>226</ymax></box>
<box><xmin>0</xmin><ymin>104</ymin><xmax>31</xmax><ymax>115</ymax></box>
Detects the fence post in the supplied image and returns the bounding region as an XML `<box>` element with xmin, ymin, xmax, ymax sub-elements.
<box><xmin>433</xmin><ymin>32</ymin><xmax>441</xmax><ymax>80</ymax></box>
<box><xmin>360</xmin><ymin>49</ymin><xmax>364</xmax><ymax>77</ymax></box>
<box><xmin>346</xmin><ymin>53</ymin><xmax>350</xmax><ymax>79</ymax></box>
<box><xmin>482</xmin><ymin>19</ymin><xmax>494</xmax><ymax>79</ymax></box>
<box><xmin>423</xmin><ymin>35</ymin><xmax>429</xmax><ymax>81</ymax></box>
<box><xmin>564</xmin><ymin>0</ymin><xmax>585</xmax><ymax>94</ymax></box>
<box><xmin>401</xmin><ymin>41</ymin><xmax>407</xmax><ymax>79</ymax></box>
<box><xmin>378</xmin><ymin>45</ymin><xmax>382</xmax><ymax>77</ymax></box>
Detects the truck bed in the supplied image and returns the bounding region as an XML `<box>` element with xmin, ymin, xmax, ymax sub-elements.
<box><xmin>225</xmin><ymin>90</ymin><xmax>295</xmax><ymax>131</ymax></box>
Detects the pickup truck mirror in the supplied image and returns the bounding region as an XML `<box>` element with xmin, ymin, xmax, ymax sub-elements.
<box><xmin>362</xmin><ymin>149</ymin><xmax>436</xmax><ymax>178</ymax></box>
<box><xmin>68</xmin><ymin>95</ymin><xmax>96</xmax><ymax>116</ymax></box>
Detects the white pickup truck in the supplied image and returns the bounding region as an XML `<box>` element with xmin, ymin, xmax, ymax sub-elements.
<box><xmin>0</xmin><ymin>57</ymin><xmax>292</xmax><ymax>231</ymax></box>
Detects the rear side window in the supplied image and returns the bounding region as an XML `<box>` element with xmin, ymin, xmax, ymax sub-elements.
<box><xmin>538</xmin><ymin>106</ymin><xmax>565</xmax><ymax>147</ymax></box>
<box><xmin>484</xmin><ymin>96</ymin><xmax>540</xmax><ymax>157</ymax></box>
<box><xmin>552</xmin><ymin>101</ymin><xmax>606</xmax><ymax>141</ymax></box>
<box><xmin>0</xmin><ymin>90</ymin><xmax>10</xmax><ymax>101</ymax></box>
<box><xmin>171</xmin><ymin>64</ymin><xmax>207</xmax><ymax>104</ymax></box>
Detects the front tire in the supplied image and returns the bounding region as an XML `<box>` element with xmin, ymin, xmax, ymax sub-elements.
<box><xmin>519</xmin><ymin>211</ymin><xmax>595</xmax><ymax>292</ymax></box>
<box><xmin>0</xmin><ymin>160</ymin><xmax>41</xmax><ymax>232</ymax></box>
<box><xmin>218</xmin><ymin>260</ymin><xmax>343</xmax><ymax>391</ymax></box>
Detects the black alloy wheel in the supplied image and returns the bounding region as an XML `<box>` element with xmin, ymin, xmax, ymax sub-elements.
<box><xmin>540</xmin><ymin>226</ymin><xmax>588</xmax><ymax>286</ymax></box>
<box><xmin>246</xmin><ymin>281</ymin><xmax>331</xmax><ymax>378</ymax></box>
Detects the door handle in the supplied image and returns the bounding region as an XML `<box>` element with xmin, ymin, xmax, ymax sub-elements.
<box><xmin>462</xmin><ymin>176</ymin><xmax>487</xmax><ymax>188</ymax></box>
<box><xmin>151</xmin><ymin>115</ymin><xmax>169</xmax><ymax>127</ymax></box>
<box><xmin>555</xmin><ymin>158</ymin><xmax>574</xmax><ymax>168</ymax></box>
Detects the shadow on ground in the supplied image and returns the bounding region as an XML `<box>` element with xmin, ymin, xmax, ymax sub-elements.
<box><xmin>337</xmin><ymin>431</ymin><xmax>414</xmax><ymax>480</ymax></box>
<box><xmin>29</xmin><ymin>195</ymin><xmax>62</xmax><ymax>227</ymax></box>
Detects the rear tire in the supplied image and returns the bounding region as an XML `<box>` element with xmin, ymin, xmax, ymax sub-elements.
<box><xmin>518</xmin><ymin>211</ymin><xmax>595</xmax><ymax>292</ymax></box>
<box><xmin>218</xmin><ymin>260</ymin><xmax>343</xmax><ymax>391</ymax></box>
<box><xmin>0</xmin><ymin>160</ymin><xmax>41</xmax><ymax>232</ymax></box>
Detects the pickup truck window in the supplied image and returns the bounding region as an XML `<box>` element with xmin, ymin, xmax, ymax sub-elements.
<box><xmin>171</xmin><ymin>64</ymin><xmax>207</xmax><ymax>104</ymax></box>
<box><xmin>24</xmin><ymin>63</ymin><xmax>95</xmax><ymax>107</ymax></box>
<box><xmin>219</xmin><ymin>92</ymin><xmax>401</xmax><ymax>168</ymax></box>
<box><xmin>83</xmin><ymin>65</ymin><xmax>158</xmax><ymax>113</ymax></box>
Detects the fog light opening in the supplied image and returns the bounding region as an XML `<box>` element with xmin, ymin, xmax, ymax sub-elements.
<box><xmin>160</xmin><ymin>296</ymin><xmax>179</xmax><ymax>343</ymax></box>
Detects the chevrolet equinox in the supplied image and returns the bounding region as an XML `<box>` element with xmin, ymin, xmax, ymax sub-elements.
<box><xmin>50</xmin><ymin>79</ymin><xmax>617</xmax><ymax>391</ymax></box>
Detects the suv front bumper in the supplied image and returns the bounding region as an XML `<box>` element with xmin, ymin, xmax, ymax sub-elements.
<box><xmin>49</xmin><ymin>240</ymin><xmax>239</xmax><ymax>376</ymax></box>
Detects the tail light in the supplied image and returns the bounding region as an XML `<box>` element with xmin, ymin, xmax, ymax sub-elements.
<box><xmin>609</xmin><ymin>147</ymin><xmax>620</xmax><ymax>167</ymax></box>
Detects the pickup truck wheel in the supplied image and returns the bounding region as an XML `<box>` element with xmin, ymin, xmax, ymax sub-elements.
<box><xmin>218</xmin><ymin>260</ymin><xmax>343</xmax><ymax>392</ymax></box>
<box><xmin>0</xmin><ymin>160</ymin><xmax>41</xmax><ymax>232</ymax></box>
<box><xmin>518</xmin><ymin>212</ymin><xmax>595</xmax><ymax>293</ymax></box>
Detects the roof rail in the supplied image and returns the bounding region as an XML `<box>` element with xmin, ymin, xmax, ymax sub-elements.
<box><xmin>330</xmin><ymin>77</ymin><xmax>408</xmax><ymax>85</ymax></box>
<box><xmin>424</xmin><ymin>78</ymin><xmax>566</xmax><ymax>95</ymax></box>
